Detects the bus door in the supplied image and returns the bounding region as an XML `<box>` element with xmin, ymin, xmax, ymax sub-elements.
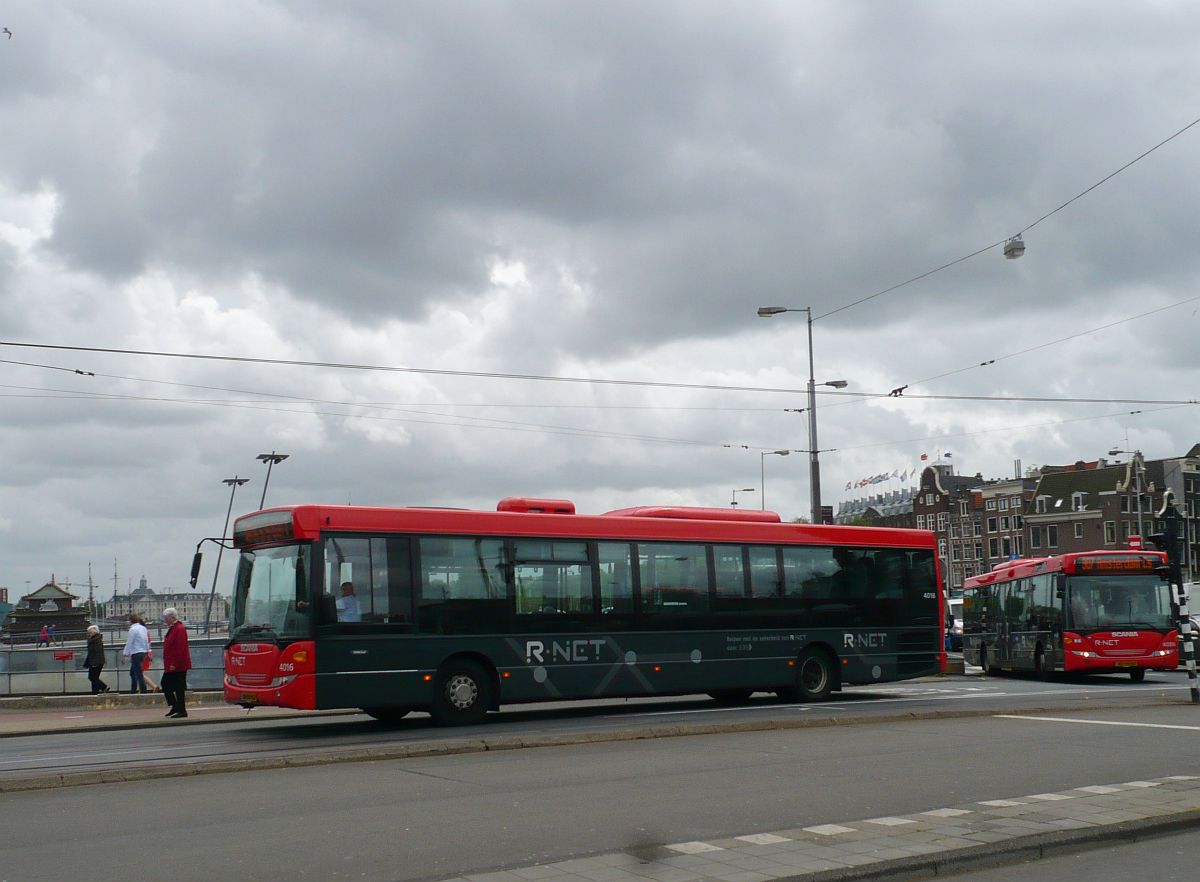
<box><xmin>1007</xmin><ymin>578</ymin><xmax>1040</xmax><ymax>671</ymax></box>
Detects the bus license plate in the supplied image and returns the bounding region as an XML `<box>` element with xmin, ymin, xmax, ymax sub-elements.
<box><xmin>240</xmin><ymin>693</ymin><xmax>259</xmax><ymax>703</ymax></box>
<box><xmin>1116</xmin><ymin>661</ymin><xmax>1137</xmax><ymax>667</ymax></box>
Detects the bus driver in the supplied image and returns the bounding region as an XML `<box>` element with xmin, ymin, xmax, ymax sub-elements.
<box><xmin>336</xmin><ymin>581</ymin><xmax>362</xmax><ymax>622</ymax></box>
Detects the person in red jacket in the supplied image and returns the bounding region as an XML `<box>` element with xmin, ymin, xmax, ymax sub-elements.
<box><xmin>161</xmin><ymin>607</ymin><xmax>192</xmax><ymax>718</ymax></box>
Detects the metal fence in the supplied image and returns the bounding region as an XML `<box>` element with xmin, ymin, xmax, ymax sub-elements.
<box><xmin>0</xmin><ymin>636</ymin><xmax>226</xmax><ymax>695</ymax></box>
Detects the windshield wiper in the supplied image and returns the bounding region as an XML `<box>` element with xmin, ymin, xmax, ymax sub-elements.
<box><xmin>233</xmin><ymin>624</ymin><xmax>278</xmax><ymax>637</ymax></box>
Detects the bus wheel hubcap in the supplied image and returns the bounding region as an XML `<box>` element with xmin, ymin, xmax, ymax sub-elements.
<box><xmin>446</xmin><ymin>675</ymin><xmax>478</xmax><ymax>709</ymax></box>
<box><xmin>801</xmin><ymin>660</ymin><xmax>826</xmax><ymax>691</ymax></box>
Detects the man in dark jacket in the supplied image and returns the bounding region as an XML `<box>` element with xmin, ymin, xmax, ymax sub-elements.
<box><xmin>84</xmin><ymin>625</ymin><xmax>110</xmax><ymax>694</ymax></box>
<box><xmin>161</xmin><ymin>608</ymin><xmax>192</xmax><ymax>718</ymax></box>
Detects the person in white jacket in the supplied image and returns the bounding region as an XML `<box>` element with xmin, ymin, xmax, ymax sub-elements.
<box><xmin>121</xmin><ymin>613</ymin><xmax>150</xmax><ymax>694</ymax></box>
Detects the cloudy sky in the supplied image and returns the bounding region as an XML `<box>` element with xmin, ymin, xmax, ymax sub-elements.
<box><xmin>2</xmin><ymin>2</ymin><xmax>1198</xmax><ymax>603</ymax></box>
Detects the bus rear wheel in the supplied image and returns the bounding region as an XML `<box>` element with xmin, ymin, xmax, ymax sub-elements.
<box><xmin>1034</xmin><ymin>648</ymin><xmax>1050</xmax><ymax>681</ymax></box>
<box><xmin>430</xmin><ymin>659</ymin><xmax>493</xmax><ymax>726</ymax></box>
<box><xmin>1129</xmin><ymin>669</ymin><xmax>1146</xmax><ymax>683</ymax></box>
<box><xmin>796</xmin><ymin>649</ymin><xmax>834</xmax><ymax>702</ymax></box>
<box><xmin>362</xmin><ymin>707</ymin><xmax>411</xmax><ymax>724</ymax></box>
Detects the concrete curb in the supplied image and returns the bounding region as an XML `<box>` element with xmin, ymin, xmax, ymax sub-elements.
<box><xmin>0</xmin><ymin>691</ymin><xmax>227</xmax><ymax>711</ymax></box>
<box><xmin>797</xmin><ymin>810</ymin><xmax>1200</xmax><ymax>882</ymax></box>
<box><xmin>0</xmin><ymin>695</ymin><xmax>1189</xmax><ymax>793</ymax></box>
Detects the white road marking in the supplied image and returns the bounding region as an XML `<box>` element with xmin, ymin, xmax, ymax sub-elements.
<box><xmin>804</xmin><ymin>824</ymin><xmax>856</xmax><ymax>836</ymax></box>
<box><xmin>997</xmin><ymin>714</ymin><xmax>1200</xmax><ymax>732</ymax></box>
<box><xmin>667</xmin><ymin>841</ymin><xmax>724</xmax><ymax>854</ymax></box>
<box><xmin>923</xmin><ymin>808</ymin><xmax>972</xmax><ymax>817</ymax></box>
<box><xmin>736</xmin><ymin>834</ymin><xmax>791</xmax><ymax>845</ymax></box>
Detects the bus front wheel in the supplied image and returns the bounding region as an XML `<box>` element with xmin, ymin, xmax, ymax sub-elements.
<box><xmin>1129</xmin><ymin>669</ymin><xmax>1146</xmax><ymax>683</ymax></box>
<box><xmin>430</xmin><ymin>659</ymin><xmax>493</xmax><ymax>726</ymax></box>
<box><xmin>796</xmin><ymin>649</ymin><xmax>834</xmax><ymax>702</ymax></box>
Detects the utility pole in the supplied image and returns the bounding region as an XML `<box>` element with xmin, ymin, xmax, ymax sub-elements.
<box><xmin>1152</xmin><ymin>491</ymin><xmax>1198</xmax><ymax>704</ymax></box>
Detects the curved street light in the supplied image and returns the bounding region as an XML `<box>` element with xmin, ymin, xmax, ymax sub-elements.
<box><xmin>760</xmin><ymin>450</ymin><xmax>790</xmax><ymax>510</ymax></box>
<box><xmin>204</xmin><ymin>476</ymin><xmax>249</xmax><ymax>636</ymax></box>
<box><xmin>256</xmin><ymin>452</ymin><xmax>290</xmax><ymax>509</ymax></box>
<box><xmin>758</xmin><ymin>306</ymin><xmax>848</xmax><ymax>523</ymax></box>
<box><xmin>730</xmin><ymin>488</ymin><xmax>756</xmax><ymax>507</ymax></box>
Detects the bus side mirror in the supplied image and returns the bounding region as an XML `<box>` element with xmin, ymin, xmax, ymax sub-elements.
<box><xmin>189</xmin><ymin>552</ymin><xmax>203</xmax><ymax>589</ymax></box>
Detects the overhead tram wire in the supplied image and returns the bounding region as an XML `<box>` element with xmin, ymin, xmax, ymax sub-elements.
<box><xmin>814</xmin><ymin>113</ymin><xmax>1200</xmax><ymax>324</ymax></box>
<box><xmin>814</xmin><ymin>293</ymin><xmax>1200</xmax><ymax>416</ymax></box>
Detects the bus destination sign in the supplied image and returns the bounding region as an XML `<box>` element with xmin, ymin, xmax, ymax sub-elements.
<box><xmin>1075</xmin><ymin>554</ymin><xmax>1157</xmax><ymax>573</ymax></box>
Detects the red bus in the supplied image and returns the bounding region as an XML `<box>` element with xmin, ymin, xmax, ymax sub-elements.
<box><xmin>962</xmin><ymin>550</ymin><xmax>1178</xmax><ymax>680</ymax></box>
<box><xmin>220</xmin><ymin>497</ymin><xmax>944</xmax><ymax>725</ymax></box>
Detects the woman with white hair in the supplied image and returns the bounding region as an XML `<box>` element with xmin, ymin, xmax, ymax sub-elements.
<box><xmin>84</xmin><ymin>625</ymin><xmax>110</xmax><ymax>695</ymax></box>
<box><xmin>161</xmin><ymin>608</ymin><xmax>192</xmax><ymax>718</ymax></box>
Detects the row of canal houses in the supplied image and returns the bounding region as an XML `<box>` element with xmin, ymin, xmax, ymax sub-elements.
<box><xmin>836</xmin><ymin>444</ymin><xmax>1200</xmax><ymax>597</ymax></box>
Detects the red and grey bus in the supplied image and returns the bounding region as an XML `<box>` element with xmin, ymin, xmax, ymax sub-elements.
<box><xmin>220</xmin><ymin>497</ymin><xmax>944</xmax><ymax>725</ymax></box>
<box><xmin>962</xmin><ymin>549</ymin><xmax>1178</xmax><ymax>680</ymax></box>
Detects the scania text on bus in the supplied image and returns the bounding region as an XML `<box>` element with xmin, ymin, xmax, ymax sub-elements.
<box><xmin>220</xmin><ymin>497</ymin><xmax>945</xmax><ymax>725</ymax></box>
<box><xmin>962</xmin><ymin>550</ymin><xmax>1178</xmax><ymax>681</ymax></box>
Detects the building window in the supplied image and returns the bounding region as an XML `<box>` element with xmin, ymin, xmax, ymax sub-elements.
<box><xmin>986</xmin><ymin>499</ymin><xmax>996</xmax><ymax>510</ymax></box>
<box><xmin>938</xmin><ymin>539</ymin><xmax>947</xmax><ymax>556</ymax></box>
<box><xmin>1014</xmin><ymin>515</ymin><xmax>1023</xmax><ymax>529</ymax></box>
<box><xmin>1015</xmin><ymin>536</ymin><xmax>1024</xmax><ymax>556</ymax></box>
<box><xmin>949</xmin><ymin>524</ymin><xmax>958</xmax><ymax>539</ymax></box>
<box><xmin>1105</xmin><ymin>521</ymin><xmax>1116</xmax><ymax>544</ymax></box>
<box><xmin>1036</xmin><ymin>497</ymin><xmax>1049</xmax><ymax>514</ymax></box>
<box><xmin>1030</xmin><ymin>526</ymin><xmax>1042</xmax><ymax>549</ymax></box>
<box><xmin>959</xmin><ymin>501</ymin><xmax>969</xmax><ymax>517</ymax></box>
<box><xmin>1074</xmin><ymin>522</ymin><xmax>1084</xmax><ymax>539</ymax></box>
<box><xmin>937</xmin><ymin>512</ymin><xmax>948</xmax><ymax>531</ymax></box>
<box><xmin>916</xmin><ymin>514</ymin><xmax>925</xmax><ymax>530</ymax></box>
<box><xmin>952</xmin><ymin>546</ymin><xmax>961</xmax><ymax>561</ymax></box>
<box><xmin>1000</xmin><ymin>516</ymin><xmax>1010</xmax><ymax>531</ymax></box>
<box><xmin>975</xmin><ymin>543</ymin><xmax>983</xmax><ymax>560</ymax></box>
<box><xmin>1121</xmin><ymin>496</ymin><xmax>1129</xmax><ymax>513</ymax></box>
<box><xmin>974</xmin><ymin>522</ymin><xmax>982</xmax><ymax>537</ymax></box>
<box><xmin>1001</xmin><ymin>537</ymin><xmax>1012</xmax><ymax>558</ymax></box>
<box><xmin>1048</xmin><ymin>525</ymin><xmax>1059</xmax><ymax>547</ymax></box>
<box><xmin>999</xmin><ymin>498</ymin><xmax>1009</xmax><ymax>511</ymax></box>
<box><xmin>987</xmin><ymin>517</ymin><xmax>997</xmax><ymax>533</ymax></box>
<box><xmin>989</xmin><ymin>538</ymin><xmax>999</xmax><ymax>558</ymax></box>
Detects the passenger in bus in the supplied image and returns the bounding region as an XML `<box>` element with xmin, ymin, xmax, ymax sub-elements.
<box><xmin>336</xmin><ymin>581</ymin><xmax>362</xmax><ymax>622</ymax></box>
<box><xmin>1069</xmin><ymin>593</ymin><xmax>1091</xmax><ymax>628</ymax></box>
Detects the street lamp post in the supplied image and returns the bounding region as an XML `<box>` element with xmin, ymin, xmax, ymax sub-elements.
<box><xmin>760</xmin><ymin>450</ymin><xmax>790</xmax><ymax>510</ymax></box>
<box><xmin>204</xmin><ymin>476</ymin><xmax>249</xmax><ymax>636</ymax></box>
<box><xmin>1108</xmin><ymin>448</ymin><xmax>1145</xmax><ymax>538</ymax></box>
<box><xmin>256</xmin><ymin>452</ymin><xmax>289</xmax><ymax>509</ymax></box>
<box><xmin>730</xmin><ymin>488</ymin><xmax>756</xmax><ymax>507</ymax></box>
<box><xmin>758</xmin><ymin>306</ymin><xmax>848</xmax><ymax>523</ymax></box>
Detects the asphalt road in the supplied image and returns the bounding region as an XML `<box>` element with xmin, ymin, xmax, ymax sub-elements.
<box><xmin>1</xmin><ymin>669</ymin><xmax>1195</xmax><ymax>781</ymax></box>
<box><xmin>5</xmin><ymin>695</ymin><xmax>1200</xmax><ymax>881</ymax></box>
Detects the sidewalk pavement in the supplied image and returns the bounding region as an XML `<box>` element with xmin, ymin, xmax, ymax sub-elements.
<box><xmin>0</xmin><ymin>691</ymin><xmax>339</xmax><ymax>737</ymax></box>
<box><xmin>435</xmin><ymin>775</ymin><xmax>1200</xmax><ymax>882</ymax></box>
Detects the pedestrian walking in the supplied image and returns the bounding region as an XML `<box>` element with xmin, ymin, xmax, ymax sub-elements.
<box><xmin>37</xmin><ymin>625</ymin><xmax>49</xmax><ymax>647</ymax></box>
<box><xmin>47</xmin><ymin>623</ymin><xmax>56</xmax><ymax>645</ymax></box>
<box><xmin>161</xmin><ymin>608</ymin><xmax>192</xmax><ymax>718</ymax></box>
<box><xmin>121</xmin><ymin>613</ymin><xmax>150</xmax><ymax>694</ymax></box>
<box><xmin>84</xmin><ymin>625</ymin><xmax>110</xmax><ymax>694</ymax></box>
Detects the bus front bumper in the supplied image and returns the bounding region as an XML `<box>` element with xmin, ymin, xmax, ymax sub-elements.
<box><xmin>223</xmin><ymin>673</ymin><xmax>317</xmax><ymax>710</ymax></box>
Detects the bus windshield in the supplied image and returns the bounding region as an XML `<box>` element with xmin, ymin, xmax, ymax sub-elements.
<box><xmin>1066</xmin><ymin>574</ymin><xmax>1173</xmax><ymax>631</ymax></box>
<box><xmin>231</xmin><ymin>543</ymin><xmax>313</xmax><ymax>640</ymax></box>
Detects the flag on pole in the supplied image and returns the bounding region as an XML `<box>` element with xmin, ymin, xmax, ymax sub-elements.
<box><xmin>920</xmin><ymin>453</ymin><xmax>929</xmax><ymax>461</ymax></box>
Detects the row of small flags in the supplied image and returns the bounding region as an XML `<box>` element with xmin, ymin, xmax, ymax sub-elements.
<box><xmin>845</xmin><ymin>452</ymin><xmax>952</xmax><ymax>491</ymax></box>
